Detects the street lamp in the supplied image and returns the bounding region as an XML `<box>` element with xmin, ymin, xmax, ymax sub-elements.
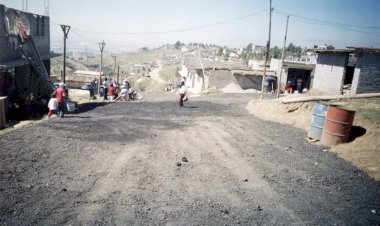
<box><xmin>98</xmin><ymin>40</ymin><xmax>106</xmax><ymax>97</ymax></box>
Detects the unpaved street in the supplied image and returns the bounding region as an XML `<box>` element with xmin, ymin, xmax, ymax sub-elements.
<box><xmin>1</xmin><ymin>93</ymin><xmax>379</xmax><ymax>225</ymax></box>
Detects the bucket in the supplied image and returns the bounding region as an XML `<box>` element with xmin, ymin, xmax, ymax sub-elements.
<box><xmin>308</xmin><ymin>102</ymin><xmax>328</xmax><ymax>140</ymax></box>
<box><xmin>321</xmin><ymin>105</ymin><xmax>355</xmax><ymax>146</ymax></box>
<box><xmin>66</xmin><ymin>102</ymin><xmax>76</xmax><ymax>112</ymax></box>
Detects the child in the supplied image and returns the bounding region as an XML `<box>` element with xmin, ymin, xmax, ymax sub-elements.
<box><xmin>47</xmin><ymin>93</ymin><xmax>58</xmax><ymax>118</ymax></box>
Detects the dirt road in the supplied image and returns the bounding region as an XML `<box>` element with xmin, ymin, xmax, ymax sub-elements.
<box><xmin>149</xmin><ymin>60</ymin><xmax>167</xmax><ymax>84</ymax></box>
<box><xmin>1</xmin><ymin>93</ymin><xmax>379</xmax><ymax>225</ymax></box>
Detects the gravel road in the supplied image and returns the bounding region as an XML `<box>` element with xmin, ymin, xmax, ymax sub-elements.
<box><xmin>1</xmin><ymin>92</ymin><xmax>379</xmax><ymax>225</ymax></box>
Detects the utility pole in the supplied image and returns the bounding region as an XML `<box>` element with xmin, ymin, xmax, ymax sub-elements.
<box><xmin>112</xmin><ymin>55</ymin><xmax>117</xmax><ymax>74</ymax></box>
<box><xmin>98</xmin><ymin>40</ymin><xmax>106</xmax><ymax>97</ymax></box>
<box><xmin>117</xmin><ymin>65</ymin><xmax>120</xmax><ymax>84</ymax></box>
<box><xmin>61</xmin><ymin>25</ymin><xmax>70</xmax><ymax>85</ymax></box>
<box><xmin>44</xmin><ymin>0</ymin><xmax>50</xmax><ymax>16</ymax></box>
<box><xmin>260</xmin><ymin>0</ymin><xmax>273</xmax><ymax>99</ymax></box>
<box><xmin>277</xmin><ymin>15</ymin><xmax>290</xmax><ymax>98</ymax></box>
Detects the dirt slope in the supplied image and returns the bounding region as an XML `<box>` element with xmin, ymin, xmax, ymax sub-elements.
<box><xmin>246</xmin><ymin>96</ymin><xmax>380</xmax><ymax>181</ymax></box>
<box><xmin>1</xmin><ymin>93</ymin><xmax>379</xmax><ymax>225</ymax></box>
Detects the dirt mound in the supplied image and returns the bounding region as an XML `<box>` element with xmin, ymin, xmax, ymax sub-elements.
<box><xmin>222</xmin><ymin>83</ymin><xmax>260</xmax><ymax>94</ymax></box>
<box><xmin>246</xmin><ymin>98</ymin><xmax>380</xmax><ymax>181</ymax></box>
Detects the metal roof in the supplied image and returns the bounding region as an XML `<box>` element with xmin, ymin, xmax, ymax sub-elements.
<box><xmin>0</xmin><ymin>52</ymin><xmax>60</xmax><ymax>70</ymax></box>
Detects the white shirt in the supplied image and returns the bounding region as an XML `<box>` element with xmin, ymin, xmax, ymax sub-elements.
<box><xmin>179</xmin><ymin>85</ymin><xmax>187</xmax><ymax>94</ymax></box>
<box><xmin>48</xmin><ymin>98</ymin><xmax>58</xmax><ymax>110</ymax></box>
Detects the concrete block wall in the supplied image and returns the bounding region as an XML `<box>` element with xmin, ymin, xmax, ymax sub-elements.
<box><xmin>355</xmin><ymin>53</ymin><xmax>380</xmax><ymax>94</ymax></box>
<box><xmin>313</xmin><ymin>53</ymin><xmax>348</xmax><ymax>94</ymax></box>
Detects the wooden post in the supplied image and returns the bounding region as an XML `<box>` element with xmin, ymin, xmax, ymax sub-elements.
<box><xmin>61</xmin><ymin>25</ymin><xmax>70</xmax><ymax>85</ymax></box>
<box><xmin>98</xmin><ymin>40</ymin><xmax>106</xmax><ymax>97</ymax></box>
<box><xmin>277</xmin><ymin>15</ymin><xmax>289</xmax><ymax>98</ymax></box>
<box><xmin>260</xmin><ymin>0</ymin><xmax>273</xmax><ymax>99</ymax></box>
<box><xmin>0</xmin><ymin>97</ymin><xmax>7</xmax><ymax>129</ymax></box>
<box><xmin>117</xmin><ymin>65</ymin><xmax>120</xmax><ymax>84</ymax></box>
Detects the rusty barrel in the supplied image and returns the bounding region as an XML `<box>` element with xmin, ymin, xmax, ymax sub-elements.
<box><xmin>308</xmin><ymin>102</ymin><xmax>329</xmax><ymax>140</ymax></box>
<box><xmin>321</xmin><ymin>105</ymin><xmax>355</xmax><ymax>146</ymax></box>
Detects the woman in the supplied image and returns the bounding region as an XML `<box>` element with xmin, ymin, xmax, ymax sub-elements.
<box><xmin>178</xmin><ymin>81</ymin><xmax>187</xmax><ymax>107</ymax></box>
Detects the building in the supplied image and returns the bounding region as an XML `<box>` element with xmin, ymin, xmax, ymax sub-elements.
<box><xmin>0</xmin><ymin>4</ymin><xmax>59</xmax><ymax>119</ymax></box>
<box><xmin>271</xmin><ymin>47</ymin><xmax>380</xmax><ymax>95</ymax></box>
<box><xmin>313</xmin><ymin>48</ymin><xmax>380</xmax><ymax>95</ymax></box>
<box><xmin>179</xmin><ymin>57</ymin><xmax>247</xmax><ymax>94</ymax></box>
<box><xmin>270</xmin><ymin>56</ymin><xmax>316</xmax><ymax>92</ymax></box>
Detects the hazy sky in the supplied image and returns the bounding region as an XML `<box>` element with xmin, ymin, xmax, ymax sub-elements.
<box><xmin>2</xmin><ymin>0</ymin><xmax>380</xmax><ymax>52</ymax></box>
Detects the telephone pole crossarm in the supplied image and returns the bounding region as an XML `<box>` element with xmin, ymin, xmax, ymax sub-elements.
<box><xmin>60</xmin><ymin>25</ymin><xmax>71</xmax><ymax>85</ymax></box>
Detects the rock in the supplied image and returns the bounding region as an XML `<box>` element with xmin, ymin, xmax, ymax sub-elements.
<box><xmin>257</xmin><ymin>205</ymin><xmax>263</xmax><ymax>211</ymax></box>
<box><xmin>243</xmin><ymin>178</ymin><xmax>248</xmax><ymax>182</ymax></box>
<box><xmin>61</xmin><ymin>188</ymin><xmax>67</xmax><ymax>192</ymax></box>
<box><xmin>176</xmin><ymin>162</ymin><xmax>182</xmax><ymax>166</ymax></box>
<box><xmin>182</xmin><ymin>157</ymin><xmax>188</xmax><ymax>162</ymax></box>
<box><xmin>372</xmin><ymin>209</ymin><xmax>377</xmax><ymax>214</ymax></box>
<box><xmin>221</xmin><ymin>209</ymin><xmax>229</xmax><ymax>215</ymax></box>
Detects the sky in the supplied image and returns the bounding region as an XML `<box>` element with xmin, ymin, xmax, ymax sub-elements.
<box><xmin>2</xmin><ymin>0</ymin><xmax>380</xmax><ymax>53</ymax></box>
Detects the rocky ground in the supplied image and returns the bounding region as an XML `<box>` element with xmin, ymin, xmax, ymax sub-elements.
<box><xmin>0</xmin><ymin>92</ymin><xmax>379</xmax><ymax>225</ymax></box>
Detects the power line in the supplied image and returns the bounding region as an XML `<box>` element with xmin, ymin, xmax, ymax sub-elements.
<box><xmin>53</xmin><ymin>9</ymin><xmax>267</xmax><ymax>36</ymax></box>
<box><xmin>274</xmin><ymin>10</ymin><xmax>380</xmax><ymax>30</ymax></box>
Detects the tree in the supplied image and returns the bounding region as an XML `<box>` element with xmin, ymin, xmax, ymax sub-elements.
<box><xmin>223</xmin><ymin>51</ymin><xmax>230</xmax><ymax>61</ymax></box>
<box><xmin>217</xmin><ymin>47</ymin><xmax>223</xmax><ymax>56</ymax></box>
<box><xmin>270</xmin><ymin>46</ymin><xmax>282</xmax><ymax>59</ymax></box>
<box><xmin>246</xmin><ymin>43</ymin><xmax>253</xmax><ymax>52</ymax></box>
<box><xmin>174</xmin><ymin>40</ymin><xmax>182</xmax><ymax>49</ymax></box>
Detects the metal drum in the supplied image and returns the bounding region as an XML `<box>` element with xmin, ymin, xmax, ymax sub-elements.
<box><xmin>308</xmin><ymin>102</ymin><xmax>329</xmax><ymax>140</ymax></box>
<box><xmin>321</xmin><ymin>105</ymin><xmax>356</xmax><ymax>146</ymax></box>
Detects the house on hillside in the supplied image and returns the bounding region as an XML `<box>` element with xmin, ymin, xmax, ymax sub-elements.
<box><xmin>179</xmin><ymin>58</ymin><xmax>247</xmax><ymax>94</ymax></box>
<box><xmin>0</xmin><ymin>4</ymin><xmax>60</xmax><ymax>119</ymax></box>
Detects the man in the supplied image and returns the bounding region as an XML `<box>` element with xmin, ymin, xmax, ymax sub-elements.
<box><xmin>178</xmin><ymin>81</ymin><xmax>187</xmax><ymax>107</ymax></box>
<box><xmin>103</xmin><ymin>77</ymin><xmax>110</xmax><ymax>100</ymax></box>
<box><xmin>55</xmin><ymin>83</ymin><xmax>66</xmax><ymax>118</ymax></box>
<box><xmin>296</xmin><ymin>77</ymin><xmax>303</xmax><ymax>93</ymax></box>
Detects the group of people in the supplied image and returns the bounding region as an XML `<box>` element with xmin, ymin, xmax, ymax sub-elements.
<box><xmin>46</xmin><ymin>79</ymin><xmax>188</xmax><ymax>119</ymax></box>
<box><xmin>112</xmin><ymin>80</ymin><xmax>138</xmax><ymax>101</ymax></box>
<box><xmin>285</xmin><ymin>77</ymin><xmax>304</xmax><ymax>94</ymax></box>
<box><xmin>94</xmin><ymin>78</ymin><xmax>139</xmax><ymax>101</ymax></box>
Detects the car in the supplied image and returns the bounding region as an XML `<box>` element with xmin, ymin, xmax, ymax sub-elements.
<box><xmin>81</xmin><ymin>83</ymin><xmax>94</xmax><ymax>90</ymax></box>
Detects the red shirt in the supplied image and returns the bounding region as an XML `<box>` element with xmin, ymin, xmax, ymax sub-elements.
<box><xmin>109</xmin><ymin>86</ymin><xmax>117</xmax><ymax>96</ymax></box>
<box><xmin>55</xmin><ymin>87</ymin><xmax>66</xmax><ymax>103</ymax></box>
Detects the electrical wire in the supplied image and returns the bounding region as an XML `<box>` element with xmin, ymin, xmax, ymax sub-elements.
<box><xmin>52</xmin><ymin>9</ymin><xmax>267</xmax><ymax>36</ymax></box>
<box><xmin>274</xmin><ymin>10</ymin><xmax>380</xmax><ymax>31</ymax></box>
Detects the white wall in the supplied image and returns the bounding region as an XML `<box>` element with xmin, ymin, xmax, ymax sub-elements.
<box><xmin>313</xmin><ymin>64</ymin><xmax>344</xmax><ymax>94</ymax></box>
<box><xmin>313</xmin><ymin>53</ymin><xmax>347</xmax><ymax>94</ymax></box>
<box><xmin>350</xmin><ymin>68</ymin><xmax>360</xmax><ymax>94</ymax></box>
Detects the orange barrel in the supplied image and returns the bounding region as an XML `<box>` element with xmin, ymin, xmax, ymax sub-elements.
<box><xmin>321</xmin><ymin>105</ymin><xmax>355</xmax><ymax>146</ymax></box>
<box><xmin>308</xmin><ymin>102</ymin><xmax>329</xmax><ymax>140</ymax></box>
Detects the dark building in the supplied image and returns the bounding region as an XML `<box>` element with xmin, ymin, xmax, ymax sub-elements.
<box><xmin>0</xmin><ymin>4</ymin><xmax>59</xmax><ymax>119</ymax></box>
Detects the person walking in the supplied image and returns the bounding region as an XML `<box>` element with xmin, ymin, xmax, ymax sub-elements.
<box><xmin>54</xmin><ymin>83</ymin><xmax>66</xmax><ymax>118</ymax></box>
<box><xmin>178</xmin><ymin>81</ymin><xmax>187</xmax><ymax>107</ymax></box>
